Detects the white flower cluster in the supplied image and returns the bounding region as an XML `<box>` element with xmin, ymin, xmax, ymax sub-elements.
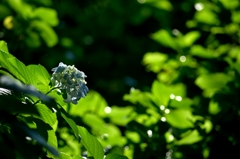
<box><xmin>51</xmin><ymin>62</ymin><xmax>88</xmax><ymax>104</ymax></box>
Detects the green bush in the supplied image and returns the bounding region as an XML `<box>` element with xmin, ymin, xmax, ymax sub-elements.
<box><xmin>1</xmin><ymin>0</ymin><xmax>240</xmax><ymax>159</ymax></box>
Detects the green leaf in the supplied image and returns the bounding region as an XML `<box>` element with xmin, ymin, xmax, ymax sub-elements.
<box><xmin>183</xmin><ymin>31</ymin><xmax>200</xmax><ymax>47</ymax></box>
<box><xmin>35</xmin><ymin>104</ymin><xmax>57</xmax><ymax>126</ymax></box>
<box><xmin>33</xmin><ymin>118</ymin><xmax>58</xmax><ymax>158</ymax></box>
<box><xmin>7</xmin><ymin>0</ymin><xmax>32</xmax><ymax>19</ymax></box>
<box><xmin>8</xmin><ymin>57</ymin><xmax>35</xmax><ymax>84</ymax></box>
<box><xmin>152</xmin><ymin>80</ymin><xmax>171</xmax><ymax>106</ymax></box>
<box><xmin>60</xmin><ymin>107</ymin><xmax>80</xmax><ymax>141</ymax></box>
<box><xmin>176</xmin><ymin>130</ymin><xmax>202</xmax><ymax>145</ymax></box>
<box><xmin>20</xmin><ymin>121</ymin><xmax>59</xmax><ymax>156</ymax></box>
<box><xmin>83</xmin><ymin>114</ymin><xmax>127</xmax><ymax>147</ymax></box>
<box><xmin>31</xmin><ymin>20</ymin><xmax>58</xmax><ymax>47</ymax></box>
<box><xmin>169</xmin><ymin>98</ymin><xmax>193</xmax><ymax>109</ymax></box>
<box><xmin>152</xmin><ymin>80</ymin><xmax>186</xmax><ymax>106</ymax></box>
<box><xmin>107</xmin><ymin>106</ymin><xmax>134</xmax><ymax>126</ymax></box>
<box><xmin>142</xmin><ymin>52</ymin><xmax>168</xmax><ymax>73</ymax></box>
<box><xmin>69</xmin><ymin>91</ymin><xmax>108</xmax><ymax>117</ymax></box>
<box><xmin>47</xmin><ymin>129</ymin><xmax>58</xmax><ymax>158</ymax></box>
<box><xmin>47</xmin><ymin>88</ymin><xmax>66</xmax><ymax>106</ymax></box>
<box><xmin>195</xmin><ymin>73</ymin><xmax>233</xmax><ymax>91</ymax></box>
<box><xmin>165</xmin><ymin>109</ymin><xmax>194</xmax><ymax>129</ymax></box>
<box><xmin>57</xmin><ymin>152</ymin><xmax>72</xmax><ymax>159</ymax></box>
<box><xmin>0</xmin><ymin>76</ymin><xmax>52</xmax><ymax>102</ymax></box>
<box><xmin>232</xmin><ymin>11</ymin><xmax>240</xmax><ymax>23</ymax></box>
<box><xmin>208</xmin><ymin>100</ymin><xmax>221</xmax><ymax>115</ymax></box>
<box><xmin>27</xmin><ymin>64</ymin><xmax>51</xmax><ymax>93</ymax></box>
<box><xmin>123</xmin><ymin>88</ymin><xmax>154</xmax><ymax>108</ymax></box>
<box><xmin>83</xmin><ymin>114</ymin><xmax>105</xmax><ymax>131</ymax></box>
<box><xmin>125</xmin><ymin>131</ymin><xmax>140</xmax><ymax>143</ymax></box>
<box><xmin>0</xmin><ymin>48</ymin><xmax>34</xmax><ymax>84</ymax></box>
<box><xmin>194</xmin><ymin>10</ymin><xmax>219</xmax><ymax>25</ymax></box>
<box><xmin>146</xmin><ymin>0</ymin><xmax>172</xmax><ymax>11</ymax></box>
<box><xmin>190</xmin><ymin>45</ymin><xmax>216</xmax><ymax>59</ymax></box>
<box><xmin>151</xmin><ymin>30</ymin><xmax>177</xmax><ymax>50</ymax></box>
<box><xmin>105</xmin><ymin>153</ymin><xmax>128</xmax><ymax>159</ymax></box>
<box><xmin>33</xmin><ymin>7</ymin><xmax>59</xmax><ymax>26</ymax></box>
<box><xmin>201</xmin><ymin>119</ymin><xmax>213</xmax><ymax>133</ymax></box>
<box><xmin>220</xmin><ymin>0</ymin><xmax>239</xmax><ymax>10</ymax></box>
<box><xmin>78</xmin><ymin>126</ymin><xmax>104</xmax><ymax>159</ymax></box>
<box><xmin>72</xmin><ymin>155</ymin><xmax>84</xmax><ymax>159</ymax></box>
<box><xmin>0</xmin><ymin>40</ymin><xmax>9</xmax><ymax>53</ymax></box>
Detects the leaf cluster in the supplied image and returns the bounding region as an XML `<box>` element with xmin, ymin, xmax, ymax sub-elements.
<box><xmin>0</xmin><ymin>41</ymin><xmax>127</xmax><ymax>159</ymax></box>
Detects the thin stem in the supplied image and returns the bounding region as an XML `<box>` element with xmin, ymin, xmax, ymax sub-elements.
<box><xmin>33</xmin><ymin>87</ymin><xmax>60</xmax><ymax>105</ymax></box>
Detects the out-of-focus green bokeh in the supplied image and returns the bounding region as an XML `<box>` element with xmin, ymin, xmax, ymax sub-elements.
<box><xmin>1</xmin><ymin>0</ymin><xmax>240</xmax><ymax>158</ymax></box>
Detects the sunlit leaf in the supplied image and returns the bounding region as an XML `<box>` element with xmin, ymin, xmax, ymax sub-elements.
<box><xmin>142</xmin><ymin>52</ymin><xmax>168</xmax><ymax>73</ymax></box>
<box><xmin>83</xmin><ymin>114</ymin><xmax>105</xmax><ymax>131</ymax></box>
<box><xmin>190</xmin><ymin>45</ymin><xmax>216</xmax><ymax>59</ymax></box>
<box><xmin>232</xmin><ymin>11</ymin><xmax>240</xmax><ymax>23</ymax></box>
<box><xmin>72</xmin><ymin>155</ymin><xmax>84</xmax><ymax>159</ymax></box>
<box><xmin>123</xmin><ymin>88</ymin><xmax>154</xmax><ymax>108</ymax></box>
<box><xmin>215</xmin><ymin>44</ymin><xmax>231</xmax><ymax>56</ymax></box>
<box><xmin>107</xmin><ymin>106</ymin><xmax>134</xmax><ymax>126</ymax></box>
<box><xmin>152</xmin><ymin>80</ymin><xmax>186</xmax><ymax>106</ymax></box>
<box><xmin>27</xmin><ymin>64</ymin><xmax>51</xmax><ymax>93</ymax></box>
<box><xmin>69</xmin><ymin>91</ymin><xmax>107</xmax><ymax>117</ymax></box>
<box><xmin>57</xmin><ymin>127</ymin><xmax>81</xmax><ymax>156</ymax></box>
<box><xmin>58</xmin><ymin>152</ymin><xmax>72</xmax><ymax>159</ymax></box>
<box><xmin>183</xmin><ymin>31</ymin><xmax>200</xmax><ymax>47</ymax></box>
<box><xmin>125</xmin><ymin>131</ymin><xmax>140</xmax><ymax>143</ymax></box>
<box><xmin>83</xmin><ymin>114</ymin><xmax>127</xmax><ymax>147</ymax></box>
<box><xmin>176</xmin><ymin>130</ymin><xmax>202</xmax><ymax>145</ymax></box>
<box><xmin>165</xmin><ymin>109</ymin><xmax>194</xmax><ymax>129</ymax></box>
<box><xmin>152</xmin><ymin>80</ymin><xmax>171</xmax><ymax>106</ymax></box>
<box><xmin>0</xmin><ymin>49</ymin><xmax>29</xmax><ymax>83</ymax></box>
<box><xmin>151</xmin><ymin>30</ymin><xmax>177</xmax><ymax>50</ymax></box>
<box><xmin>169</xmin><ymin>98</ymin><xmax>193</xmax><ymax>109</ymax></box>
<box><xmin>8</xmin><ymin>57</ymin><xmax>36</xmax><ymax>84</ymax></box>
<box><xmin>78</xmin><ymin>126</ymin><xmax>104</xmax><ymax>159</ymax></box>
<box><xmin>194</xmin><ymin>10</ymin><xmax>219</xmax><ymax>25</ymax></box>
<box><xmin>165</xmin><ymin>131</ymin><xmax>174</xmax><ymax>143</ymax></box>
<box><xmin>60</xmin><ymin>107</ymin><xmax>80</xmax><ymax>141</ymax></box>
<box><xmin>195</xmin><ymin>73</ymin><xmax>233</xmax><ymax>91</ymax></box>
<box><xmin>201</xmin><ymin>119</ymin><xmax>213</xmax><ymax>133</ymax></box>
<box><xmin>208</xmin><ymin>100</ymin><xmax>221</xmax><ymax>115</ymax></box>
<box><xmin>220</xmin><ymin>0</ymin><xmax>239</xmax><ymax>10</ymax></box>
<box><xmin>7</xmin><ymin>0</ymin><xmax>32</xmax><ymax>19</ymax></box>
<box><xmin>105</xmin><ymin>153</ymin><xmax>128</xmax><ymax>159</ymax></box>
<box><xmin>33</xmin><ymin>7</ymin><xmax>59</xmax><ymax>26</ymax></box>
<box><xmin>146</xmin><ymin>0</ymin><xmax>172</xmax><ymax>11</ymax></box>
<box><xmin>0</xmin><ymin>40</ymin><xmax>9</xmax><ymax>52</ymax></box>
<box><xmin>35</xmin><ymin>104</ymin><xmax>57</xmax><ymax>126</ymax></box>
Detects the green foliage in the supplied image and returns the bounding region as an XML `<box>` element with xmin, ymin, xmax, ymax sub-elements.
<box><xmin>78</xmin><ymin>126</ymin><xmax>104</xmax><ymax>159</ymax></box>
<box><xmin>1</xmin><ymin>0</ymin><xmax>240</xmax><ymax>158</ymax></box>
<box><xmin>0</xmin><ymin>40</ymin><xmax>128</xmax><ymax>159</ymax></box>
<box><xmin>1</xmin><ymin>0</ymin><xmax>58</xmax><ymax>48</ymax></box>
